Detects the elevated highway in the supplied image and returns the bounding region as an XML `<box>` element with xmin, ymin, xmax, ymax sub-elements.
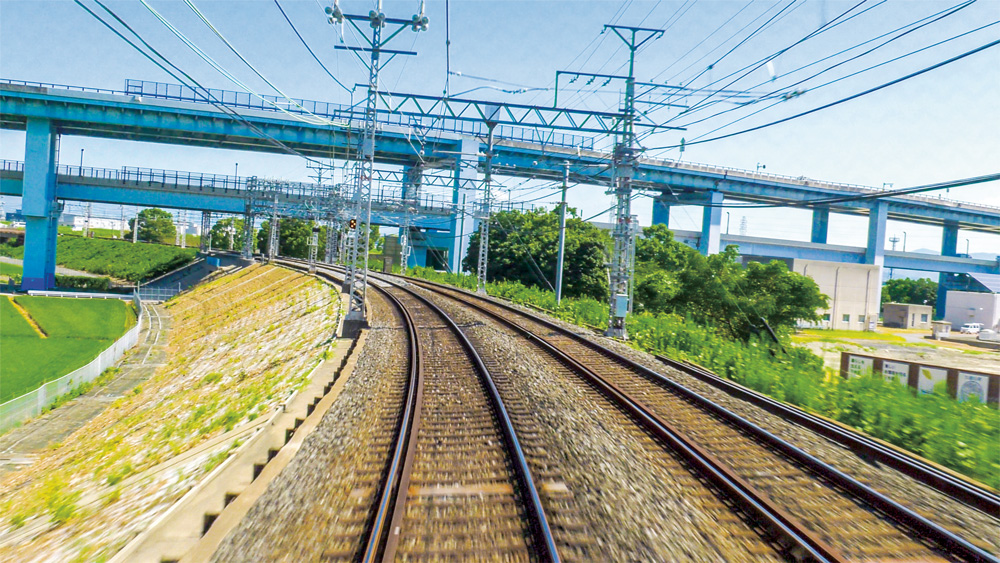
<box><xmin>2</xmin><ymin>79</ymin><xmax>998</xmax><ymax>297</ymax></box>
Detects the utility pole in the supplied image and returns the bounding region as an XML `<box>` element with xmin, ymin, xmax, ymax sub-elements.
<box><xmin>308</xmin><ymin>223</ymin><xmax>320</xmax><ymax>274</ymax></box>
<box><xmin>120</xmin><ymin>205</ymin><xmax>126</xmax><ymax>239</ymax></box>
<box><xmin>555</xmin><ymin>161</ymin><xmax>570</xmax><ymax>304</ymax></box>
<box><xmin>400</xmin><ymin>164</ymin><xmax>423</xmax><ymax>275</ymax></box>
<box><xmin>84</xmin><ymin>202</ymin><xmax>92</xmax><ymax>238</ymax></box>
<box><xmin>476</xmin><ymin>117</ymin><xmax>498</xmax><ymax>294</ymax></box>
<box><xmin>326</xmin><ymin>0</ymin><xmax>428</xmax><ymax>333</ymax></box>
<box><xmin>605</xmin><ymin>24</ymin><xmax>663</xmax><ymax>339</ymax></box>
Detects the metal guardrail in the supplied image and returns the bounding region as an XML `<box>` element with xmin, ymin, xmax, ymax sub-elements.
<box><xmin>646</xmin><ymin>157</ymin><xmax>1000</xmax><ymax>213</ymax></box>
<box><xmin>0</xmin><ymin>292</ymin><xmax>143</xmax><ymax>433</ymax></box>
<box><xmin>0</xmin><ymin>78</ymin><xmax>595</xmax><ymax>149</ymax></box>
<box><xmin>1</xmin><ymin>159</ymin><xmax>458</xmax><ymax>215</ymax></box>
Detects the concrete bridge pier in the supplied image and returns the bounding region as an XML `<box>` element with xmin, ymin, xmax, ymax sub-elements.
<box><xmin>447</xmin><ymin>138</ymin><xmax>480</xmax><ymax>274</ymax></box>
<box><xmin>652</xmin><ymin>195</ymin><xmax>670</xmax><ymax>228</ymax></box>
<box><xmin>811</xmin><ymin>207</ymin><xmax>830</xmax><ymax>244</ymax></box>
<box><xmin>699</xmin><ymin>190</ymin><xmax>724</xmax><ymax>255</ymax></box>
<box><xmin>21</xmin><ymin>118</ymin><xmax>59</xmax><ymax>290</ymax></box>
<box><xmin>937</xmin><ymin>221</ymin><xmax>960</xmax><ymax>318</ymax></box>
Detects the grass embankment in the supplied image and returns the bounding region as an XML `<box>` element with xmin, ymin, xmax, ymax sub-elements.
<box><xmin>409</xmin><ymin>267</ymin><xmax>1000</xmax><ymax>489</ymax></box>
<box><xmin>792</xmin><ymin>329</ymin><xmax>906</xmax><ymax>344</ymax></box>
<box><xmin>0</xmin><ymin>296</ymin><xmax>135</xmax><ymax>402</ymax></box>
<box><xmin>0</xmin><ymin>262</ymin><xmax>22</xmax><ymax>279</ymax></box>
<box><xmin>0</xmin><ymin>236</ymin><xmax>197</xmax><ymax>282</ymax></box>
<box><xmin>0</xmin><ymin>265</ymin><xmax>338</xmax><ymax>562</ymax></box>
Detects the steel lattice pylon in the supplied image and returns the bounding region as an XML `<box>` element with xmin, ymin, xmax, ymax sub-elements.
<box><xmin>329</xmin><ymin>1</ymin><xmax>428</xmax><ymax>331</ymax></box>
<box><xmin>476</xmin><ymin>121</ymin><xmax>497</xmax><ymax>294</ymax></box>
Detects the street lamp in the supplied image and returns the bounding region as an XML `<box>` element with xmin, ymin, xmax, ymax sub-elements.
<box><xmin>756</xmin><ymin>162</ymin><xmax>766</xmax><ymax>173</ymax></box>
<box><xmin>79</xmin><ymin>149</ymin><xmax>84</xmax><ymax>171</ymax></box>
<box><xmin>235</xmin><ymin>162</ymin><xmax>239</xmax><ymax>177</ymax></box>
<box><xmin>902</xmin><ymin>231</ymin><xmax>907</xmax><ymax>252</ymax></box>
<box><xmin>965</xmin><ymin>239</ymin><xmax>971</xmax><ymax>257</ymax></box>
<box><xmin>725</xmin><ymin>212</ymin><xmax>731</xmax><ymax>234</ymax></box>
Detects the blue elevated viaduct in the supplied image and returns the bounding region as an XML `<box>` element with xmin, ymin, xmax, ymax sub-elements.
<box><xmin>2</xmin><ymin>80</ymin><xmax>998</xmax><ymax>314</ymax></box>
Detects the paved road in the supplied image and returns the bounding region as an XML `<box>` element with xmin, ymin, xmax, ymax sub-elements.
<box><xmin>0</xmin><ymin>256</ymin><xmax>101</xmax><ymax>278</ymax></box>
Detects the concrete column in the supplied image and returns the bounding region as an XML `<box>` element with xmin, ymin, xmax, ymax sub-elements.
<box><xmin>936</xmin><ymin>221</ymin><xmax>960</xmax><ymax>318</ymax></box>
<box><xmin>864</xmin><ymin>200</ymin><xmax>888</xmax><ymax>266</ymax></box>
<box><xmin>448</xmin><ymin>137</ymin><xmax>480</xmax><ymax>273</ymax></box>
<box><xmin>810</xmin><ymin>207</ymin><xmax>830</xmax><ymax>244</ymax></box>
<box><xmin>698</xmin><ymin>190</ymin><xmax>723</xmax><ymax>255</ymax></box>
<box><xmin>21</xmin><ymin>118</ymin><xmax>59</xmax><ymax>290</ymax></box>
<box><xmin>652</xmin><ymin>195</ymin><xmax>670</xmax><ymax>227</ymax></box>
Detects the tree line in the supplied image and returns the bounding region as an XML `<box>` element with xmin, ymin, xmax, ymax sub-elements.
<box><xmin>463</xmin><ymin>209</ymin><xmax>828</xmax><ymax>340</ymax></box>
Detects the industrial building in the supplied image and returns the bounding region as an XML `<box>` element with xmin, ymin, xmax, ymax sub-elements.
<box><xmin>882</xmin><ymin>303</ymin><xmax>933</xmax><ymax>329</ymax></box>
<box><xmin>944</xmin><ymin>273</ymin><xmax>1000</xmax><ymax>331</ymax></box>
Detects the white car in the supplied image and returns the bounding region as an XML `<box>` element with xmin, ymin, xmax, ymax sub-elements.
<box><xmin>977</xmin><ymin>329</ymin><xmax>999</xmax><ymax>342</ymax></box>
<box><xmin>960</xmin><ymin>323</ymin><xmax>983</xmax><ymax>334</ymax></box>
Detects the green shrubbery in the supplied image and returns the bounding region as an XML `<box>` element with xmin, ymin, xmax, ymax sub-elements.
<box><xmin>408</xmin><ymin>267</ymin><xmax>1000</xmax><ymax>489</ymax></box>
<box><xmin>54</xmin><ymin>275</ymin><xmax>112</xmax><ymax>291</ymax></box>
<box><xmin>0</xmin><ymin>236</ymin><xmax>196</xmax><ymax>282</ymax></box>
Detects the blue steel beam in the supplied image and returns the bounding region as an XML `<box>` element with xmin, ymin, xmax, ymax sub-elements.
<box><xmin>669</xmin><ymin>230</ymin><xmax>999</xmax><ymax>275</ymax></box>
<box><xmin>0</xmin><ymin>174</ymin><xmax>454</xmax><ymax>231</ymax></box>
<box><xmin>4</xmin><ymin>83</ymin><xmax>1000</xmax><ymax>234</ymax></box>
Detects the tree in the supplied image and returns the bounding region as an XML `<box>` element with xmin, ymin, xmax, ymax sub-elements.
<box><xmin>128</xmin><ymin>208</ymin><xmax>175</xmax><ymax>244</ymax></box>
<box><xmin>462</xmin><ymin>208</ymin><xmax>611</xmax><ymax>301</ymax></box>
<box><xmin>882</xmin><ymin>277</ymin><xmax>937</xmax><ymax>307</ymax></box>
<box><xmin>631</xmin><ymin>225</ymin><xmax>828</xmax><ymax>339</ymax></box>
<box><xmin>257</xmin><ymin>218</ymin><xmax>326</xmax><ymax>259</ymax></box>
<box><xmin>209</xmin><ymin>217</ymin><xmax>249</xmax><ymax>251</ymax></box>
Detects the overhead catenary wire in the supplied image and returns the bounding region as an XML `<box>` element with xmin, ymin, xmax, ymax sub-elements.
<box><xmin>642</xmin><ymin>36</ymin><xmax>1000</xmax><ymax>152</ymax></box>
<box><xmin>273</xmin><ymin>0</ymin><xmax>352</xmax><ymax>93</ymax></box>
<box><xmin>652</xmin><ymin>16</ymin><xmax>1000</xmax><ymax>147</ymax></box>
<box><xmin>81</xmin><ymin>0</ymin><xmax>330</xmax><ymax>167</ymax></box>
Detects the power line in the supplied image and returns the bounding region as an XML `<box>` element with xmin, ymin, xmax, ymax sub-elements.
<box><xmin>660</xmin><ymin>17</ymin><xmax>999</xmax><ymax>143</ymax></box>
<box><xmin>273</xmin><ymin>0</ymin><xmax>351</xmax><ymax>93</ymax></box>
<box><xmin>643</xmin><ymin>36</ymin><xmax>1000</xmax><ymax>151</ymax></box>
<box><xmin>81</xmin><ymin>0</ymin><xmax>328</xmax><ymax>166</ymax></box>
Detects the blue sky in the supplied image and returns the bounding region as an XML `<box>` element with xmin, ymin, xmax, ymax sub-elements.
<box><xmin>1</xmin><ymin>0</ymin><xmax>998</xmax><ymax>258</ymax></box>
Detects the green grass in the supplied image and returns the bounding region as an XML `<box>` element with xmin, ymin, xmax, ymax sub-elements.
<box><xmin>793</xmin><ymin>329</ymin><xmax>907</xmax><ymax>344</ymax></box>
<box><xmin>0</xmin><ymin>297</ymin><xmax>136</xmax><ymax>402</ymax></box>
<box><xmin>0</xmin><ymin>262</ymin><xmax>23</xmax><ymax>277</ymax></box>
<box><xmin>0</xmin><ymin>236</ymin><xmax>197</xmax><ymax>282</ymax></box>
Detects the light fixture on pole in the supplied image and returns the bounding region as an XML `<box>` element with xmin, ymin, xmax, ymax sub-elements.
<box><xmin>756</xmin><ymin>162</ymin><xmax>765</xmax><ymax>173</ymax></box>
<box><xmin>725</xmin><ymin>212</ymin><xmax>730</xmax><ymax>235</ymax></box>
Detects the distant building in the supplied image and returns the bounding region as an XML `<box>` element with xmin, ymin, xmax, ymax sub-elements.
<box><xmin>4</xmin><ymin>209</ymin><xmax>25</xmax><ymax>222</ymax></box>
<box><xmin>944</xmin><ymin>274</ymin><xmax>1000</xmax><ymax>331</ymax></box>
<box><xmin>59</xmin><ymin>213</ymin><xmax>128</xmax><ymax>232</ymax></box>
<box><xmin>791</xmin><ymin>259</ymin><xmax>881</xmax><ymax>331</ymax></box>
<box><xmin>882</xmin><ymin>303</ymin><xmax>932</xmax><ymax>329</ymax></box>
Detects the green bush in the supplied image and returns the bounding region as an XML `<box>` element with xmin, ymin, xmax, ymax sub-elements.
<box><xmin>409</xmin><ymin>268</ymin><xmax>1000</xmax><ymax>489</ymax></box>
<box><xmin>0</xmin><ymin>236</ymin><xmax>196</xmax><ymax>282</ymax></box>
<box><xmin>55</xmin><ymin>275</ymin><xmax>112</xmax><ymax>291</ymax></box>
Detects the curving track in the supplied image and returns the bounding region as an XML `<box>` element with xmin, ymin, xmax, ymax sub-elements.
<box><xmin>262</xmin><ymin>259</ymin><xmax>998</xmax><ymax>562</ymax></box>
<box><xmin>395</xmin><ymin>275</ymin><xmax>999</xmax><ymax>563</ymax></box>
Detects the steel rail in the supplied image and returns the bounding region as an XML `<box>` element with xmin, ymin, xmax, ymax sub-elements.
<box><xmin>378</xmin><ymin>277</ymin><xmax>561</xmax><ymax>562</ymax></box>
<box><xmin>277</xmin><ymin>259</ymin><xmax>559</xmax><ymax>561</ymax></box>
<box><xmin>275</xmin><ymin>259</ymin><xmax>423</xmax><ymax>562</ymax></box>
<box><xmin>401</xmin><ymin>276</ymin><xmax>999</xmax><ymax>563</ymax></box>
<box><xmin>396</xmin><ymin>275</ymin><xmax>844</xmax><ymax>562</ymax></box>
<box><xmin>655</xmin><ymin>354</ymin><xmax>1000</xmax><ymax>517</ymax></box>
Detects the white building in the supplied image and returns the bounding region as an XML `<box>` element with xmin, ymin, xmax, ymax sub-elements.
<box><xmin>945</xmin><ymin>290</ymin><xmax>1000</xmax><ymax>331</ymax></box>
<box><xmin>792</xmin><ymin>259</ymin><xmax>881</xmax><ymax>331</ymax></box>
<box><xmin>60</xmin><ymin>213</ymin><xmax>128</xmax><ymax>232</ymax></box>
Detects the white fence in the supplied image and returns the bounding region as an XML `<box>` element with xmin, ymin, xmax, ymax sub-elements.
<box><xmin>0</xmin><ymin>293</ymin><xmax>145</xmax><ymax>434</ymax></box>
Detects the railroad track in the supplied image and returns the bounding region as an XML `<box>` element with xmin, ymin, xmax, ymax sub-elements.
<box><xmin>278</xmin><ymin>260</ymin><xmax>561</xmax><ymax>561</ymax></box>
<box><xmin>395</xmin><ymin>275</ymin><xmax>999</xmax><ymax>563</ymax></box>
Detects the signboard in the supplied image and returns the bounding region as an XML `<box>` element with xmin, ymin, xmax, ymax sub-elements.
<box><xmin>917</xmin><ymin>366</ymin><xmax>948</xmax><ymax>395</ymax></box>
<box><xmin>882</xmin><ymin>361</ymin><xmax>909</xmax><ymax>386</ymax></box>
<box><xmin>847</xmin><ymin>356</ymin><xmax>874</xmax><ymax>378</ymax></box>
<box><xmin>958</xmin><ymin>372</ymin><xmax>989</xmax><ymax>403</ymax></box>
<box><xmin>839</xmin><ymin>352</ymin><xmax>998</xmax><ymax>404</ymax></box>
